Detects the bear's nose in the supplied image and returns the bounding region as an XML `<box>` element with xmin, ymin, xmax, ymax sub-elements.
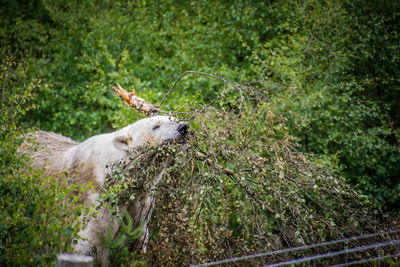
<box><xmin>177</xmin><ymin>123</ymin><xmax>188</xmax><ymax>136</ymax></box>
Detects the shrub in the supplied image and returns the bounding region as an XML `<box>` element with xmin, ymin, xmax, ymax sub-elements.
<box><xmin>106</xmin><ymin>80</ymin><xmax>384</xmax><ymax>265</ymax></box>
<box><xmin>0</xmin><ymin>56</ymin><xmax>89</xmax><ymax>265</ymax></box>
<box><xmin>146</xmin><ymin>107</ymin><xmax>383</xmax><ymax>266</ymax></box>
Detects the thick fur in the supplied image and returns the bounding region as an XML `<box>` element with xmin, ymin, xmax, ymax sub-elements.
<box><xmin>20</xmin><ymin>116</ymin><xmax>186</xmax><ymax>262</ymax></box>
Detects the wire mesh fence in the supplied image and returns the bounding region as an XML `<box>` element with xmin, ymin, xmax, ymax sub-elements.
<box><xmin>190</xmin><ymin>229</ymin><xmax>400</xmax><ymax>267</ymax></box>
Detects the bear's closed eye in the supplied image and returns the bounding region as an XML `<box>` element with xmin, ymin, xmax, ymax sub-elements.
<box><xmin>152</xmin><ymin>125</ymin><xmax>160</xmax><ymax>131</ymax></box>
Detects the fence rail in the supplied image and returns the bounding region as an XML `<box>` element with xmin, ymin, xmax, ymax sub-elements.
<box><xmin>190</xmin><ymin>229</ymin><xmax>400</xmax><ymax>267</ymax></box>
<box><xmin>329</xmin><ymin>253</ymin><xmax>400</xmax><ymax>267</ymax></box>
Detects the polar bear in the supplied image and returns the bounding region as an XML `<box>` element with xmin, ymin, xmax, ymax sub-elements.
<box><xmin>20</xmin><ymin>115</ymin><xmax>188</xmax><ymax>263</ymax></box>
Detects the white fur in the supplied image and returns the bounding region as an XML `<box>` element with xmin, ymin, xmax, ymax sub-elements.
<box><xmin>20</xmin><ymin>115</ymin><xmax>185</xmax><ymax>263</ymax></box>
<box><xmin>65</xmin><ymin>115</ymin><xmax>182</xmax><ymax>187</ymax></box>
<box><xmin>71</xmin><ymin>116</ymin><xmax>183</xmax><ymax>256</ymax></box>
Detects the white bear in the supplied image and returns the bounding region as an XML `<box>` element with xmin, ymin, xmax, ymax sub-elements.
<box><xmin>20</xmin><ymin>115</ymin><xmax>188</xmax><ymax>264</ymax></box>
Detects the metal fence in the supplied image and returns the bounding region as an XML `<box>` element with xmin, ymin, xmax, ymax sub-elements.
<box><xmin>190</xmin><ymin>229</ymin><xmax>400</xmax><ymax>267</ymax></box>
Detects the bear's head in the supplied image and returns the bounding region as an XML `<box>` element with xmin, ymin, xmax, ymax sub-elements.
<box><xmin>113</xmin><ymin>116</ymin><xmax>188</xmax><ymax>152</ymax></box>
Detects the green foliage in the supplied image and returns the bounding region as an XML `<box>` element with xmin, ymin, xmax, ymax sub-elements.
<box><xmin>1</xmin><ymin>0</ymin><xmax>400</xmax><ymax>265</ymax></box>
<box><xmin>2</xmin><ymin>0</ymin><xmax>399</xmax><ymax>207</ymax></box>
<box><xmin>244</xmin><ymin>0</ymin><xmax>400</xmax><ymax>209</ymax></box>
<box><xmin>99</xmin><ymin>144</ymin><xmax>178</xmax><ymax>216</ymax></box>
<box><xmin>100</xmin><ymin>80</ymin><xmax>384</xmax><ymax>264</ymax></box>
<box><xmin>1</xmin><ymin>0</ymin><xmax>262</xmax><ymax>140</ymax></box>
<box><xmin>98</xmin><ymin>144</ymin><xmax>179</xmax><ymax>265</ymax></box>
<box><xmin>100</xmin><ymin>211</ymin><xmax>145</xmax><ymax>267</ymax></box>
<box><xmin>109</xmin><ymin>95</ymin><xmax>383</xmax><ymax>265</ymax></box>
<box><xmin>0</xmin><ymin>56</ymin><xmax>89</xmax><ymax>265</ymax></box>
<box><xmin>0</xmin><ymin>170</ymin><xmax>89</xmax><ymax>265</ymax></box>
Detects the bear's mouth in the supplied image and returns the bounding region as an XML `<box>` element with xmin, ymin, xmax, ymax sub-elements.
<box><xmin>175</xmin><ymin>138</ymin><xmax>186</xmax><ymax>145</ymax></box>
<box><xmin>163</xmin><ymin>134</ymin><xmax>188</xmax><ymax>145</ymax></box>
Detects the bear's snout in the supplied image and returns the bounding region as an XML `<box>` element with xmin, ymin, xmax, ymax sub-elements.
<box><xmin>177</xmin><ymin>123</ymin><xmax>188</xmax><ymax>136</ymax></box>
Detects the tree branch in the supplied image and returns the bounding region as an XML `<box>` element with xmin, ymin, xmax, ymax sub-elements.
<box><xmin>113</xmin><ymin>84</ymin><xmax>161</xmax><ymax>117</ymax></box>
<box><xmin>114</xmin><ymin>71</ymin><xmax>247</xmax><ymax>117</ymax></box>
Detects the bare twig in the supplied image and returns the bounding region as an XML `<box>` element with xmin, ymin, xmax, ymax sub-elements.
<box><xmin>157</xmin><ymin>70</ymin><xmax>245</xmax><ymax>110</ymax></box>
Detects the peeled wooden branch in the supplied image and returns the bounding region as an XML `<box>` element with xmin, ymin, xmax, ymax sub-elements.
<box><xmin>113</xmin><ymin>84</ymin><xmax>160</xmax><ymax>116</ymax></box>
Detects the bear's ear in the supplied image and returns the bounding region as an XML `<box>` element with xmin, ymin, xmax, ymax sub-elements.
<box><xmin>113</xmin><ymin>135</ymin><xmax>130</xmax><ymax>151</ymax></box>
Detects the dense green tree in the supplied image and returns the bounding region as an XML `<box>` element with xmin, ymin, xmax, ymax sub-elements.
<box><xmin>0</xmin><ymin>56</ymin><xmax>90</xmax><ymax>265</ymax></box>
<box><xmin>244</xmin><ymin>0</ymin><xmax>400</xmax><ymax>208</ymax></box>
<box><xmin>1</xmin><ymin>0</ymin><xmax>267</xmax><ymax>139</ymax></box>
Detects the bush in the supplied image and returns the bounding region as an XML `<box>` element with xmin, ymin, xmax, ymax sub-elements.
<box><xmin>147</xmin><ymin>109</ymin><xmax>382</xmax><ymax>265</ymax></box>
<box><xmin>0</xmin><ymin>56</ymin><xmax>89</xmax><ymax>265</ymax></box>
<box><xmin>105</xmin><ymin>80</ymin><xmax>385</xmax><ymax>265</ymax></box>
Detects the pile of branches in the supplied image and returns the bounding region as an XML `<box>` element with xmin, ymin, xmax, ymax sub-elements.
<box><xmin>106</xmin><ymin>74</ymin><xmax>384</xmax><ymax>266</ymax></box>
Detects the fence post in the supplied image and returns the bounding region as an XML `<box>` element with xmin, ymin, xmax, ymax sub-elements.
<box><xmin>56</xmin><ymin>254</ymin><xmax>93</xmax><ymax>267</ymax></box>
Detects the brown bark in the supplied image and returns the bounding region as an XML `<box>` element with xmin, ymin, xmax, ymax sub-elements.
<box><xmin>113</xmin><ymin>84</ymin><xmax>160</xmax><ymax>117</ymax></box>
